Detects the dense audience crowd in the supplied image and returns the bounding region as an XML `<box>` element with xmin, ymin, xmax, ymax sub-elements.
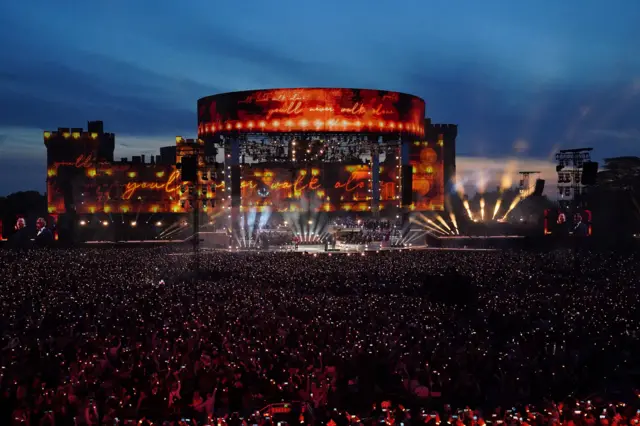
<box><xmin>331</xmin><ymin>218</ymin><xmax>401</xmax><ymax>230</ymax></box>
<box><xmin>1</xmin><ymin>248</ymin><xmax>639</xmax><ymax>425</ymax></box>
<box><xmin>339</xmin><ymin>230</ymin><xmax>397</xmax><ymax>244</ymax></box>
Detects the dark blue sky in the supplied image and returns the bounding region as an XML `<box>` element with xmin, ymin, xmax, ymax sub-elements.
<box><xmin>1</xmin><ymin>0</ymin><xmax>639</xmax><ymax>195</ymax></box>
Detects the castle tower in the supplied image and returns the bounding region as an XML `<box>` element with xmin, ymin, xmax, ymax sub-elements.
<box><xmin>43</xmin><ymin>121</ymin><xmax>115</xmax><ymax>214</ymax></box>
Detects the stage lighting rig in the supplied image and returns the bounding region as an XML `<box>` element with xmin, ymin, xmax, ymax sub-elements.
<box><xmin>555</xmin><ymin>148</ymin><xmax>592</xmax><ymax>207</ymax></box>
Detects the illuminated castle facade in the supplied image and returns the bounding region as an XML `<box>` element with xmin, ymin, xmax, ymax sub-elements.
<box><xmin>44</xmin><ymin>122</ymin><xmax>206</xmax><ymax>241</ymax></box>
<box><xmin>44</xmin><ymin>89</ymin><xmax>457</xmax><ymax>241</ymax></box>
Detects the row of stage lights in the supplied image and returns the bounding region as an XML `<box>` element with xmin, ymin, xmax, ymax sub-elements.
<box><xmin>78</xmin><ymin>220</ymin><xmax>163</xmax><ymax>227</ymax></box>
<box><xmin>199</xmin><ymin>119</ymin><xmax>424</xmax><ymax>134</ymax></box>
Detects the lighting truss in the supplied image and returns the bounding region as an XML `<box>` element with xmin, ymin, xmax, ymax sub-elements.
<box><xmin>234</xmin><ymin>133</ymin><xmax>403</xmax><ymax>164</ymax></box>
<box><xmin>555</xmin><ymin>148</ymin><xmax>592</xmax><ymax>207</ymax></box>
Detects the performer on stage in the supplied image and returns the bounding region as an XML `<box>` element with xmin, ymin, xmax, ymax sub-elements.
<box><xmin>573</xmin><ymin>213</ymin><xmax>588</xmax><ymax>237</ymax></box>
<box><xmin>35</xmin><ymin>217</ymin><xmax>54</xmax><ymax>247</ymax></box>
<box><xmin>9</xmin><ymin>218</ymin><xmax>30</xmax><ymax>249</ymax></box>
<box><xmin>556</xmin><ymin>212</ymin><xmax>570</xmax><ymax>236</ymax></box>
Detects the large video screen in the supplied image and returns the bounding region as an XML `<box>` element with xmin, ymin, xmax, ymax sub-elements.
<box><xmin>545</xmin><ymin>209</ymin><xmax>592</xmax><ymax>236</ymax></box>
<box><xmin>408</xmin><ymin>140</ymin><xmax>445</xmax><ymax>211</ymax></box>
<box><xmin>45</xmin><ymin>152</ymin><xmax>437</xmax><ymax>216</ymax></box>
<box><xmin>239</xmin><ymin>163</ymin><xmax>401</xmax><ymax>213</ymax></box>
<box><xmin>325</xmin><ymin>164</ymin><xmax>371</xmax><ymax>213</ymax></box>
<box><xmin>198</xmin><ymin>88</ymin><xmax>425</xmax><ymax>137</ymax></box>
<box><xmin>240</xmin><ymin>167</ymin><xmax>308</xmax><ymax>212</ymax></box>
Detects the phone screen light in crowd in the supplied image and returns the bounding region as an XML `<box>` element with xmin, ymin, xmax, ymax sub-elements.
<box><xmin>79</xmin><ymin>220</ymin><xmax>86</xmax><ymax>226</ymax></box>
<box><xmin>102</xmin><ymin>220</ymin><xmax>109</xmax><ymax>227</ymax></box>
<box><xmin>156</xmin><ymin>221</ymin><xmax>163</xmax><ymax>226</ymax></box>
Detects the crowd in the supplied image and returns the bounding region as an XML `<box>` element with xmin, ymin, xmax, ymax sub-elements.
<box><xmin>339</xmin><ymin>230</ymin><xmax>397</xmax><ymax>244</ymax></box>
<box><xmin>331</xmin><ymin>218</ymin><xmax>401</xmax><ymax>230</ymax></box>
<box><xmin>0</xmin><ymin>248</ymin><xmax>639</xmax><ymax>425</ymax></box>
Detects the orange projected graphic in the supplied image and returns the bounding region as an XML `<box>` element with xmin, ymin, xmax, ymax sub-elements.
<box><xmin>198</xmin><ymin>88</ymin><xmax>425</xmax><ymax>137</ymax></box>
<box><xmin>45</xmin><ymin>138</ymin><xmax>442</xmax><ymax>215</ymax></box>
<box><xmin>235</xmin><ymin>164</ymin><xmax>400</xmax><ymax>213</ymax></box>
<box><xmin>408</xmin><ymin>138</ymin><xmax>445</xmax><ymax>211</ymax></box>
<box><xmin>330</xmin><ymin>165</ymin><xmax>372</xmax><ymax>213</ymax></box>
<box><xmin>240</xmin><ymin>168</ymin><xmax>323</xmax><ymax>212</ymax></box>
<box><xmin>46</xmin><ymin>159</ymin><xmax>189</xmax><ymax>214</ymax></box>
<box><xmin>45</xmin><ymin>154</ymin><xmax>440</xmax><ymax>215</ymax></box>
<box><xmin>121</xmin><ymin>170</ymin><xmax>180</xmax><ymax>200</ymax></box>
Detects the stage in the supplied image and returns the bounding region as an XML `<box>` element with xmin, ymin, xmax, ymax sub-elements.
<box><xmin>187</xmin><ymin>244</ymin><xmax>499</xmax><ymax>254</ymax></box>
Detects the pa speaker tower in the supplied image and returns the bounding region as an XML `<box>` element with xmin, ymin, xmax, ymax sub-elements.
<box><xmin>401</xmin><ymin>165</ymin><xmax>413</xmax><ymax>206</ymax></box>
<box><xmin>231</xmin><ymin>165</ymin><xmax>241</xmax><ymax>207</ymax></box>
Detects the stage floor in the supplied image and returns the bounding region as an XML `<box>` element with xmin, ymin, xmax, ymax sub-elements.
<box><xmin>193</xmin><ymin>244</ymin><xmax>497</xmax><ymax>254</ymax></box>
<box><xmin>202</xmin><ymin>243</ymin><xmax>412</xmax><ymax>253</ymax></box>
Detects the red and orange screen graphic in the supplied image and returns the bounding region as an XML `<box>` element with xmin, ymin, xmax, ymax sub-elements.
<box><xmin>238</xmin><ymin>163</ymin><xmax>403</xmax><ymax>213</ymax></box>
<box><xmin>408</xmin><ymin>140</ymin><xmax>445</xmax><ymax>211</ymax></box>
<box><xmin>198</xmin><ymin>88</ymin><xmax>425</xmax><ymax>136</ymax></box>
<box><xmin>46</xmin><ymin>140</ymin><xmax>445</xmax><ymax>215</ymax></box>
<box><xmin>46</xmin><ymin>157</ymin><xmax>443</xmax><ymax>215</ymax></box>
<box><xmin>47</xmin><ymin>163</ymin><xmax>184</xmax><ymax>214</ymax></box>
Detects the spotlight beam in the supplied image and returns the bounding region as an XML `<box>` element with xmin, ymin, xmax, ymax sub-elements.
<box><xmin>492</xmin><ymin>199</ymin><xmax>502</xmax><ymax>220</ymax></box>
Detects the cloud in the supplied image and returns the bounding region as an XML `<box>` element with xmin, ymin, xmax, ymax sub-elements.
<box><xmin>402</xmin><ymin>64</ymin><xmax>640</xmax><ymax>161</ymax></box>
<box><xmin>513</xmin><ymin>139</ymin><xmax>529</xmax><ymax>153</ymax></box>
<box><xmin>167</xmin><ymin>27</ymin><xmax>336</xmax><ymax>87</ymax></box>
<box><xmin>0</xmin><ymin>51</ymin><xmax>220</xmax><ymax>136</ymax></box>
<box><xmin>588</xmin><ymin>129</ymin><xmax>640</xmax><ymax>141</ymax></box>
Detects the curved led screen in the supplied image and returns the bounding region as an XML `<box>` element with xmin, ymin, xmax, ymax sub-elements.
<box><xmin>198</xmin><ymin>88</ymin><xmax>425</xmax><ymax>137</ymax></box>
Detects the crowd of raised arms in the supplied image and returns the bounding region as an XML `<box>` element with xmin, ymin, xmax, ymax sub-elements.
<box><xmin>1</xmin><ymin>248</ymin><xmax>639</xmax><ymax>426</ymax></box>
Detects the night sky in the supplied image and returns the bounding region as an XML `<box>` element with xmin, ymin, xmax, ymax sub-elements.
<box><xmin>1</xmin><ymin>0</ymin><xmax>639</xmax><ymax>195</ymax></box>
